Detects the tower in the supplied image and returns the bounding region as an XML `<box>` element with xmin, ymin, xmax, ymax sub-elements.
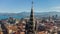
<box><xmin>25</xmin><ymin>0</ymin><xmax>35</xmax><ymax>34</ymax></box>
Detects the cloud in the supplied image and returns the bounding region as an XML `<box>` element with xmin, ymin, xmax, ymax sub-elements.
<box><xmin>37</xmin><ymin>6</ymin><xmax>60</xmax><ymax>12</ymax></box>
<box><xmin>49</xmin><ymin>6</ymin><xmax>60</xmax><ymax>12</ymax></box>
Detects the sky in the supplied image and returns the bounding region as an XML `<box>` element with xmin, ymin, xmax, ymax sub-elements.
<box><xmin>0</xmin><ymin>0</ymin><xmax>60</xmax><ymax>13</ymax></box>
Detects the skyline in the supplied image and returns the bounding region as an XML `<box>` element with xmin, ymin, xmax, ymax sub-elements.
<box><xmin>0</xmin><ymin>0</ymin><xmax>60</xmax><ymax>13</ymax></box>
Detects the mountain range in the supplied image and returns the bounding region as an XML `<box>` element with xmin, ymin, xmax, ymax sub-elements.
<box><xmin>0</xmin><ymin>12</ymin><xmax>60</xmax><ymax>19</ymax></box>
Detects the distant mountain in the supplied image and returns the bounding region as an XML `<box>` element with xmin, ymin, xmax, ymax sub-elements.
<box><xmin>0</xmin><ymin>12</ymin><xmax>60</xmax><ymax>19</ymax></box>
<box><xmin>16</xmin><ymin>12</ymin><xmax>60</xmax><ymax>18</ymax></box>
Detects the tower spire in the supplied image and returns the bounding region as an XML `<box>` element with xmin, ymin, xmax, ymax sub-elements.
<box><xmin>32</xmin><ymin>0</ymin><xmax>33</xmax><ymax>9</ymax></box>
<box><xmin>25</xmin><ymin>0</ymin><xmax>35</xmax><ymax>34</ymax></box>
<box><xmin>30</xmin><ymin>0</ymin><xmax>34</xmax><ymax>21</ymax></box>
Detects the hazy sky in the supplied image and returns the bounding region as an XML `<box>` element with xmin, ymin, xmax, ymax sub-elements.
<box><xmin>0</xmin><ymin>0</ymin><xmax>60</xmax><ymax>13</ymax></box>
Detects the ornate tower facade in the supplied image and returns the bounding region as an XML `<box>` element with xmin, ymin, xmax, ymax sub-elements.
<box><xmin>25</xmin><ymin>1</ymin><xmax>35</xmax><ymax>34</ymax></box>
